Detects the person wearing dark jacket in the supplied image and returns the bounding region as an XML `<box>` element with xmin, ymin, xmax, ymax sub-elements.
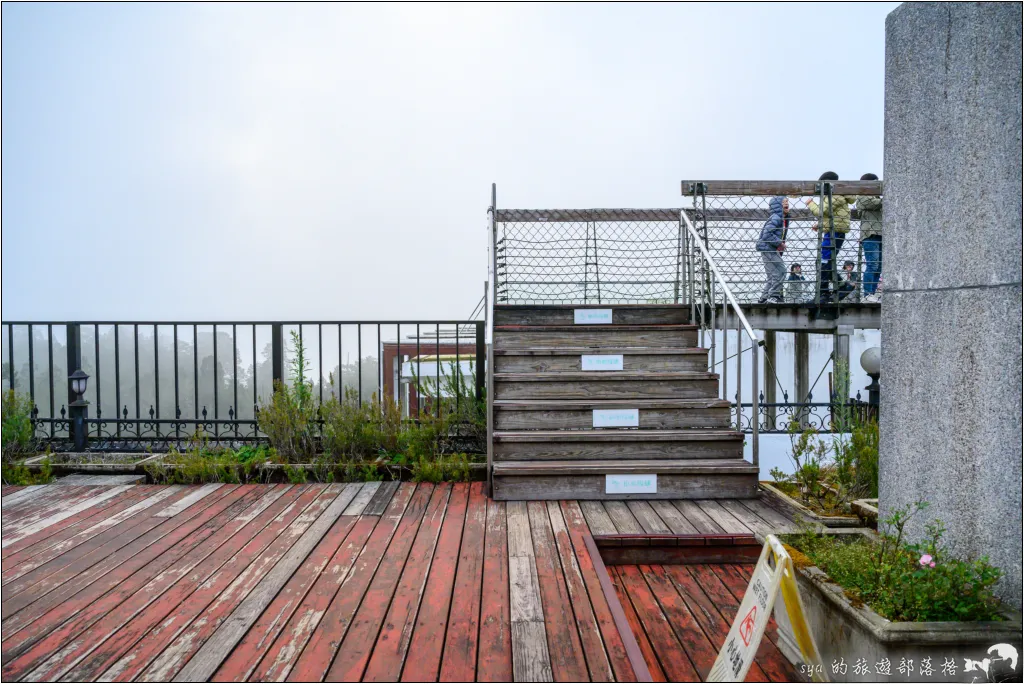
<box><xmin>756</xmin><ymin>196</ymin><xmax>790</xmax><ymax>303</ymax></box>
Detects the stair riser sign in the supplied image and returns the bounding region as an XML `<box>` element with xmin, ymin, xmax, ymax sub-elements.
<box><xmin>592</xmin><ymin>408</ymin><xmax>639</xmax><ymax>428</ymax></box>
<box><xmin>574</xmin><ymin>309</ymin><xmax>613</xmax><ymax>324</ymax></box>
<box><xmin>581</xmin><ymin>354</ymin><xmax>624</xmax><ymax>371</ymax></box>
<box><xmin>605</xmin><ymin>474</ymin><xmax>657</xmax><ymax>494</ymax></box>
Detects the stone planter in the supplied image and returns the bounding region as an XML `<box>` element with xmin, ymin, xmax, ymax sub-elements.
<box><xmin>759</xmin><ymin>481</ymin><xmax>862</xmax><ymax>528</ymax></box>
<box><xmin>851</xmin><ymin>498</ymin><xmax>879</xmax><ymax>525</ymax></box>
<box><xmin>773</xmin><ymin>533</ymin><xmax>1023</xmax><ymax>683</ymax></box>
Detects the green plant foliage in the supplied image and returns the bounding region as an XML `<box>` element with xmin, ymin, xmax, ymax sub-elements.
<box><xmin>791</xmin><ymin>502</ymin><xmax>1004</xmax><ymax>622</ymax></box>
<box><xmin>411</xmin><ymin>452</ymin><xmax>472</xmax><ymax>483</ymax></box>
<box><xmin>145</xmin><ymin>431</ymin><xmax>270</xmax><ymax>484</ymax></box>
<box><xmin>257</xmin><ymin>331</ymin><xmax>318</xmax><ymax>462</ymax></box>
<box><xmin>1</xmin><ymin>456</ymin><xmax>53</xmax><ymax>485</ymax></box>
<box><xmin>2</xmin><ymin>390</ymin><xmax>35</xmax><ymax>462</ymax></box>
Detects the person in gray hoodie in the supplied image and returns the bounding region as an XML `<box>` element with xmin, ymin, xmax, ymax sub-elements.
<box><xmin>756</xmin><ymin>196</ymin><xmax>790</xmax><ymax>303</ymax></box>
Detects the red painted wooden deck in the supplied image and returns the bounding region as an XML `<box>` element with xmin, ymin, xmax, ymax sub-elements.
<box><xmin>1</xmin><ymin>480</ymin><xmax>803</xmax><ymax>682</ymax></box>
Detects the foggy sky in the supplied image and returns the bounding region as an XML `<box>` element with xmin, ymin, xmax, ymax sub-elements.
<box><xmin>2</xmin><ymin>2</ymin><xmax>898</xmax><ymax>321</ymax></box>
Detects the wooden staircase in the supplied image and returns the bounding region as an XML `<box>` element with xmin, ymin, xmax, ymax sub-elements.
<box><xmin>490</xmin><ymin>304</ymin><xmax>759</xmax><ymax>500</ymax></box>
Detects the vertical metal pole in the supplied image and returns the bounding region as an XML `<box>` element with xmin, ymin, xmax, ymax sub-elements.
<box><xmin>192</xmin><ymin>324</ymin><xmax>199</xmax><ymax>419</ymax></box>
<box><xmin>357</xmin><ymin>324</ymin><xmax>362</xmax><ymax>407</ymax></box>
<box><xmin>795</xmin><ymin>331</ymin><xmax>810</xmax><ymax>429</ymax></box>
<box><xmin>133</xmin><ymin>324</ymin><xmax>140</xmax><ymax>423</ymax></box>
<box><xmin>66</xmin><ymin>323</ymin><xmax>81</xmax><ymax>411</ymax></box>
<box><xmin>752</xmin><ymin>335</ymin><xmax>760</xmax><ymax>468</ymax></box>
<box><xmin>93</xmin><ymin>324</ymin><xmax>100</xmax><ymax>420</ymax></box>
<box><xmin>475</xmin><ymin>321</ymin><xmax>485</xmax><ymax>402</ymax></box>
<box><xmin>736</xmin><ymin>314</ymin><xmax>743</xmax><ymax>431</ymax></box>
<box><xmin>720</xmin><ymin>290</ymin><xmax>728</xmax><ymax>402</ymax></box>
<box><xmin>815</xmin><ymin>184</ymin><xmax>825</xmax><ymax>303</ymax></box>
<box><xmin>27</xmin><ymin>323</ymin><xmax>35</xmax><ymax>408</ymax></box>
<box><xmin>115</xmin><ymin>325</ymin><xmax>121</xmax><ymax>436</ymax></box>
<box><xmin>763</xmin><ymin>330</ymin><xmax>777</xmax><ymax>429</ymax></box>
<box><xmin>416</xmin><ymin>323</ymin><xmax>421</xmax><ymax>417</ymax></box>
<box><xmin>232</xmin><ymin>324</ymin><xmax>238</xmax><ymax>434</ymax></box>
<box><xmin>271</xmin><ymin>323</ymin><xmax>284</xmax><ymax>387</ymax></box>
<box><xmin>709</xmin><ymin>279</ymin><xmax>717</xmax><ymax>371</ymax></box>
<box><xmin>48</xmin><ymin>325</ymin><xmax>55</xmax><ymax>435</ymax></box>
<box><xmin>153</xmin><ymin>325</ymin><xmax>160</xmax><ymax>420</ymax></box>
<box><xmin>6</xmin><ymin>323</ymin><xmax>14</xmax><ymax>390</ymax></box>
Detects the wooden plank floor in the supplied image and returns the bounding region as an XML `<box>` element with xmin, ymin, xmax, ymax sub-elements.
<box><xmin>609</xmin><ymin>564</ymin><xmax>799</xmax><ymax>683</ymax></box>
<box><xmin>1</xmin><ymin>481</ymin><xmax>805</xmax><ymax>682</ymax></box>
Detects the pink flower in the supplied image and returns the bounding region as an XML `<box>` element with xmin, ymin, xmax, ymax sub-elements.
<box><xmin>919</xmin><ymin>554</ymin><xmax>934</xmax><ymax>567</ymax></box>
<box><xmin>929</xmin><ymin>561</ymin><xmax>936</xmax><ymax>568</ymax></box>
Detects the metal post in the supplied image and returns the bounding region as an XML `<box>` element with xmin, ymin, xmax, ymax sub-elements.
<box><xmin>475</xmin><ymin>321</ymin><xmax>485</xmax><ymax>402</ymax></box>
<box><xmin>720</xmin><ymin>291</ymin><xmax>728</xmax><ymax>402</ymax></box>
<box><xmin>271</xmin><ymin>323</ymin><xmax>284</xmax><ymax>387</ymax></box>
<box><xmin>66</xmin><ymin>323</ymin><xmax>82</xmax><ymax>407</ymax></box>
<box><xmin>751</xmin><ymin>335</ymin><xmax>760</xmax><ymax>468</ymax></box>
<box><xmin>66</xmin><ymin>323</ymin><xmax>88</xmax><ymax>450</ymax></box>
<box><xmin>709</xmin><ymin>278</ymin><xmax>716</xmax><ymax>370</ymax></box>
<box><xmin>735</xmin><ymin>313</ymin><xmax>742</xmax><ymax>431</ymax></box>
<box><xmin>814</xmin><ymin>183</ymin><xmax>825</xmax><ymax>304</ymax></box>
<box><xmin>795</xmin><ymin>331</ymin><xmax>810</xmax><ymax>429</ymax></box>
<box><xmin>834</xmin><ymin>325</ymin><xmax>853</xmax><ymax>383</ymax></box>
<box><xmin>763</xmin><ymin>330</ymin><xmax>777</xmax><ymax>429</ymax></box>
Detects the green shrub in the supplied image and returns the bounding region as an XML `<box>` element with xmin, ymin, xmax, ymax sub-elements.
<box><xmin>791</xmin><ymin>502</ymin><xmax>1004</xmax><ymax>622</ymax></box>
<box><xmin>2</xmin><ymin>390</ymin><xmax>35</xmax><ymax>462</ymax></box>
<box><xmin>145</xmin><ymin>432</ymin><xmax>269</xmax><ymax>484</ymax></box>
<box><xmin>411</xmin><ymin>452</ymin><xmax>472</xmax><ymax>483</ymax></box>
<box><xmin>258</xmin><ymin>332</ymin><xmax>318</xmax><ymax>461</ymax></box>
<box><xmin>1</xmin><ymin>456</ymin><xmax>53</xmax><ymax>485</ymax></box>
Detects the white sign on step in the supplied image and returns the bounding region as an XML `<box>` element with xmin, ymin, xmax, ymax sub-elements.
<box><xmin>708</xmin><ymin>535</ymin><xmax>826</xmax><ymax>683</ymax></box>
<box><xmin>574</xmin><ymin>308</ymin><xmax>613</xmax><ymax>324</ymax></box>
<box><xmin>581</xmin><ymin>354</ymin><xmax>623</xmax><ymax>371</ymax></box>
<box><xmin>593</xmin><ymin>408</ymin><xmax>639</xmax><ymax>428</ymax></box>
<box><xmin>605</xmin><ymin>474</ymin><xmax>657</xmax><ymax>494</ymax></box>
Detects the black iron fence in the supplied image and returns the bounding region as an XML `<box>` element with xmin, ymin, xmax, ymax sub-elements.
<box><xmin>734</xmin><ymin>396</ymin><xmax>878</xmax><ymax>434</ymax></box>
<box><xmin>2</xmin><ymin>320</ymin><xmax>484</xmax><ymax>452</ymax></box>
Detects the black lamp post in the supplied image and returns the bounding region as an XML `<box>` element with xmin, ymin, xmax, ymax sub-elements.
<box><xmin>69</xmin><ymin>369</ymin><xmax>90</xmax><ymax>451</ymax></box>
<box><xmin>859</xmin><ymin>347</ymin><xmax>880</xmax><ymax>409</ymax></box>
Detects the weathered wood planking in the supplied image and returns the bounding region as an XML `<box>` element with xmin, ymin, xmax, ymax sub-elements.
<box><xmin>342</xmin><ymin>481</ymin><xmax>382</xmax><ymax>516</ymax></box>
<box><xmin>494</xmin><ymin>375</ymin><xmax>720</xmax><ymax>401</ymax></box>
<box><xmin>208</xmin><ymin>486</ymin><xmax>361</xmax><ymax>681</ymax></box>
<box><xmin>561</xmin><ymin>502</ymin><xmax>638</xmax><ymax>682</ymax></box>
<box><xmin>609</xmin><ymin>566</ymin><xmax>667</xmax><ymax>682</ymax></box>
<box><xmin>101</xmin><ymin>486</ymin><xmax>340</xmax><ymax>682</ymax></box>
<box><xmin>324</xmin><ymin>483</ymin><xmax>436</xmax><ymax>682</ymax></box>
<box><xmin>173</xmin><ymin>484</ymin><xmax>357</xmax><ymax>682</ymax></box>
<box><xmin>2</xmin><ymin>485</ymin><xmax>270</xmax><ymax>681</ymax></box>
<box><xmin>476</xmin><ymin>499</ymin><xmax>514</xmax><ymax>682</ymax></box>
<box><xmin>361</xmin><ymin>483</ymin><xmax>451</xmax><ymax>682</ymax></box>
<box><xmin>0</xmin><ymin>485</ymin><xmax>136</xmax><ymax>549</ymax></box>
<box><xmin>438</xmin><ymin>482</ymin><xmax>488</xmax><ymax>682</ymax></box>
<box><xmin>527</xmin><ymin>501</ymin><xmax>588</xmax><ymax>681</ymax></box>
<box><xmin>286</xmin><ymin>483</ymin><xmax>415</xmax><ymax>682</ymax></box>
<box><xmin>399</xmin><ymin>483</ymin><xmax>469</xmax><ymax>682</ymax></box>
<box><xmin>493</xmin><ymin>305</ymin><xmax>691</xmax><ymax>326</ymax></box>
<box><xmin>506</xmin><ymin>500</ymin><xmax>554</xmax><ymax>682</ymax></box>
<box><xmin>0</xmin><ymin>485</ymin><xmax>252</xmax><ymax>666</ymax></box>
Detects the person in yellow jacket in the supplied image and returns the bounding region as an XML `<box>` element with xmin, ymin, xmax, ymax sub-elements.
<box><xmin>807</xmin><ymin>171</ymin><xmax>857</xmax><ymax>303</ymax></box>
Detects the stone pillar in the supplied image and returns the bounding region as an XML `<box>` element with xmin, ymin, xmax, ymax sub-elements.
<box><xmin>833</xmin><ymin>325</ymin><xmax>853</xmax><ymax>383</ymax></box>
<box><xmin>881</xmin><ymin>3</ymin><xmax>1023</xmax><ymax>605</ymax></box>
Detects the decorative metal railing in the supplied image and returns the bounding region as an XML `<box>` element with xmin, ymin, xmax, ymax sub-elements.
<box><xmin>684</xmin><ymin>180</ymin><xmax>884</xmax><ymax>304</ymax></box>
<box><xmin>2</xmin><ymin>320</ymin><xmax>484</xmax><ymax>452</ymax></box>
<box><xmin>491</xmin><ymin>180</ymin><xmax>884</xmax><ymax>306</ymax></box>
<box><xmin>494</xmin><ymin>208</ymin><xmax>684</xmax><ymax>304</ymax></box>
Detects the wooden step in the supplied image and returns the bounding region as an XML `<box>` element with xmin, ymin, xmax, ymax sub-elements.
<box><xmin>493</xmin><ymin>399</ymin><xmax>732</xmax><ymax>430</ymax></box>
<box><xmin>492</xmin><ymin>428</ymin><xmax>743</xmax><ymax>461</ymax></box>
<box><xmin>494</xmin><ymin>324</ymin><xmax>698</xmax><ymax>350</ymax></box>
<box><xmin>493</xmin><ymin>371</ymin><xmax>720</xmax><ymax>400</ymax></box>
<box><xmin>494</xmin><ymin>304</ymin><xmax>690</xmax><ymax>326</ymax></box>
<box><xmin>494</xmin><ymin>348</ymin><xmax>709</xmax><ymax>373</ymax></box>
<box><xmin>491</xmin><ymin>459</ymin><xmax>759</xmax><ymax>501</ymax></box>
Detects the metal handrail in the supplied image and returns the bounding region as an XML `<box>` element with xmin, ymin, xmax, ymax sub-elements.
<box><xmin>681</xmin><ymin>210</ymin><xmax>761</xmax><ymax>467</ymax></box>
<box><xmin>485</xmin><ymin>183</ymin><xmax>497</xmax><ymax>495</ymax></box>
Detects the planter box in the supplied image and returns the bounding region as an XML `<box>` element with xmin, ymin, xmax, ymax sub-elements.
<box><xmin>773</xmin><ymin>533</ymin><xmax>1023</xmax><ymax>683</ymax></box>
<box><xmin>852</xmin><ymin>498</ymin><xmax>879</xmax><ymax>525</ymax></box>
<box><xmin>760</xmin><ymin>481</ymin><xmax>862</xmax><ymax>528</ymax></box>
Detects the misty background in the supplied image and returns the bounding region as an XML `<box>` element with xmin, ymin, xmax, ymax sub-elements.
<box><xmin>3</xmin><ymin>3</ymin><xmax>895</xmax><ymax>320</ymax></box>
<box><xmin>2</xmin><ymin>3</ymin><xmax>892</xmax><ymax>472</ymax></box>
